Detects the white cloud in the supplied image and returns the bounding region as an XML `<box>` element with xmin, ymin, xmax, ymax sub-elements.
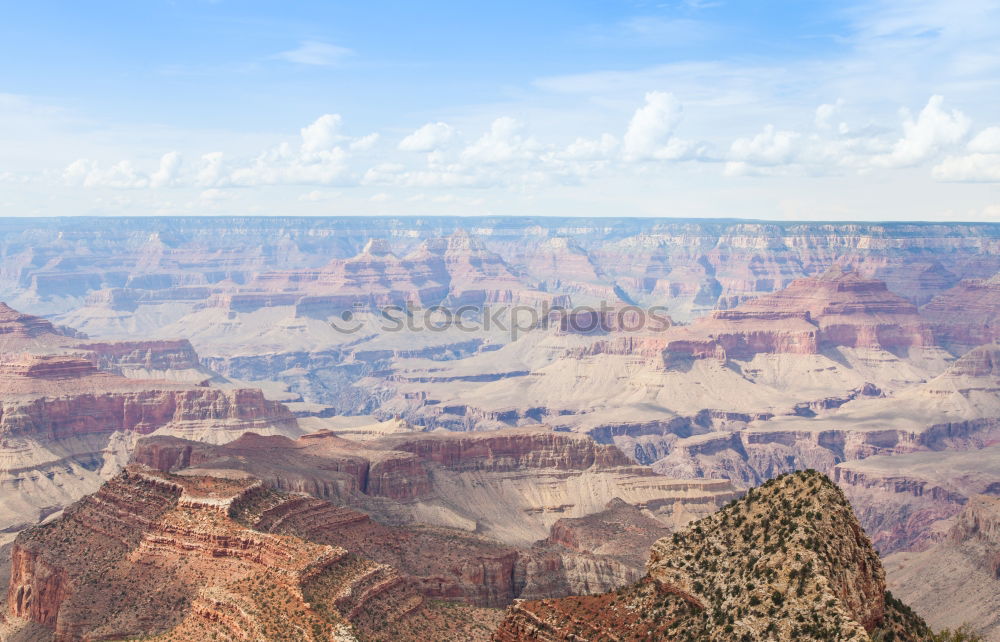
<box><xmin>968</xmin><ymin>126</ymin><xmax>1000</xmax><ymax>153</ymax></box>
<box><xmin>149</xmin><ymin>152</ymin><xmax>182</xmax><ymax>188</ymax></box>
<box><xmin>623</xmin><ymin>91</ymin><xmax>686</xmax><ymax>161</ymax></box>
<box><xmin>63</xmin><ymin>158</ymin><xmax>151</xmax><ymax>189</ymax></box>
<box><xmin>299</xmin><ymin>189</ymin><xmax>342</xmax><ymax>202</ymax></box>
<box><xmin>560</xmin><ymin>134</ymin><xmax>618</xmax><ymax>160</ymax></box>
<box><xmin>460</xmin><ymin>117</ymin><xmax>541</xmax><ymax>165</ymax></box>
<box><xmin>877</xmin><ymin>95</ymin><xmax>970</xmax><ymax>167</ymax></box>
<box><xmin>399</xmin><ymin>122</ymin><xmax>455</xmax><ymax>152</ymax></box>
<box><xmin>815</xmin><ymin>99</ymin><xmax>845</xmax><ymax>129</ymax></box>
<box><xmin>350</xmin><ymin>133</ymin><xmax>380</xmax><ymax>152</ymax></box>
<box><xmin>725</xmin><ymin>125</ymin><xmax>800</xmax><ymax>175</ymax></box>
<box><xmin>301</xmin><ymin>114</ymin><xmax>344</xmax><ymax>153</ymax></box>
<box><xmin>276</xmin><ymin>41</ymin><xmax>353</xmax><ymax>67</ymax></box>
<box><xmin>932</xmin><ymin>153</ymin><xmax>1000</xmax><ymax>182</ymax></box>
<box><xmin>197</xmin><ymin>152</ymin><xmax>225</xmax><ymax>187</ymax></box>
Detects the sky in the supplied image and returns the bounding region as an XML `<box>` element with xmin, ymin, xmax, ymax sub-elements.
<box><xmin>2</xmin><ymin>0</ymin><xmax>1000</xmax><ymax>221</ymax></box>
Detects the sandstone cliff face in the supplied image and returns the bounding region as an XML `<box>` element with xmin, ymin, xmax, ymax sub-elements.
<box><xmin>129</xmin><ymin>427</ymin><xmax>741</xmax><ymax>613</ymax></box>
<box><xmin>574</xmin><ymin>270</ymin><xmax>933</xmax><ymax>371</ymax></box>
<box><xmin>833</xmin><ymin>443</ymin><xmax>1000</xmax><ymax>554</ymax></box>
<box><xmin>2</xmin><ymin>467</ymin><xmax>441</xmax><ymax>641</ymax></box>
<box><xmin>0</xmin><ymin>301</ymin><xmax>212</xmax><ymax>384</ymax></box>
<box><xmin>883</xmin><ymin>495</ymin><xmax>1000</xmax><ymax>640</ymax></box>
<box><xmin>0</xmin><ymin>350</ymin><xmax>300</xmax><ymax>535</ymax></box>
<box><xmin>74</xmin><ymin>339</ymin><xmax>204</xmax><ymax>378</ymax></box>
<box><xmin>1</xmin><ymin>465</ymin><xmax>659</xmax><ymax>641</ymax></box>
<box><xmin>922</xmin><ymin>273</ymin><xmax>1000</xmax><ymax>352</ymax></box>
<box><xmin>493</xmin><ymin>471</ymin><xmax>933</xmax><ymax>642</ymax></box>
<box><xmin>5</xmin><ymin>218</ymin><xmax>998</xmax><ymax>321</ymax></box>
<box><xmin>0</xmin><ymin>303</ymin><xmax>67</xmax><ymax>340</ymax></box>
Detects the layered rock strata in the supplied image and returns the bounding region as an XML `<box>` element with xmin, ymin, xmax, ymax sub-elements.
<box><xmin>493</xmin><ymin>471</ymin><xmax>933</xmax><ymax>641</ymax></box>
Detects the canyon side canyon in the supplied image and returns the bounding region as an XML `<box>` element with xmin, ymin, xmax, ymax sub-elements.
<box><xmin>0</xmin><ymin>216</ymin><xmax>998</xmax><ymax>641</ymax></box>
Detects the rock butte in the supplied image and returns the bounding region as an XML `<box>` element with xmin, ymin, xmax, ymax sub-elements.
<box><xmin>493</xmin><ymin>471</ymin><xmax>931</xmax><ymax>641</ymax></box>
<box><xmin>0</xmin><ymin>217</ymin><xmax>999</xmax><ymax>639</ymax></box>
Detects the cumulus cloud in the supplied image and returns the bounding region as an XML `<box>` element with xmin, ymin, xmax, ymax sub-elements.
<box><xmin>622</xmin><ymin>91</ymin><xmax>687</xmax><ymax>161</ymax></box>
<box><xmin>63</xmin><ymin>158</ymin><xmax>153</xmax><ymax>189</ymax></box>
<box><xmin>399</xmin><ymin>122</ymin><xmax>455</xmax><ymax>152</ymax></box>
<box><xmin>350</xmin><ymin>133</ymin><xmax>380</xmax><ymax>152</ymax></box>
<box><xmin>968</xmin><ymin>126</ymin><xmax>1000</xmax><ymax>153</ymax></box>
<box><xmin>560</xmin><ymin>134</ymin><xmax>618</xmax><ymax>160</ymax></box>
<box><xmin>724</xmin><ymin>125</ymin><xmax>801</xmax><ymax>175</ymax></box>
<box><xmin>149</xmin><ymin>152</ymin><xmax>182</xmax><ymax>188</ymax></box>
<box><xmin>197</xmin><ymin>152</ymin><xmax>225</xmax><ymax>187</ymax></box>
<box><xmin>460</xmin><ymin>117</ymin><xmax>541</xmax><ymax>165</ymax></box>
<box><xmin>815</xmin><ymin>99</ymin><xmax>845</xmax><ymax>130</ymax></box>
<box><xmin>301</xmin><ymin>114</ymin><xmax>344</xmax><ymax>153</ymax></box>
<box><xmin>276</xmin><ymin>41</ymin><xmax>353</xmax><ymax>66</ymax></box>
<box><xmin>877</xmin><ymin>95</ymin><xmax>970</xmax><ymax>167</ymax></box>
<box><xmin>202</xmin><ymin>114</ymin><xmax>376</xmax><ymax>187</ymax></box>
<box><xmin>932</xmin><ymin>153</ymin><xmax>1000</xmax><ymax>182</ymax></box>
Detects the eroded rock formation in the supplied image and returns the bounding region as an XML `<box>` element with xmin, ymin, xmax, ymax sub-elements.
<box><xmin>493</xmin><ymin>471</ymin><xmax>933</xmax><ymax>641</ymax></box>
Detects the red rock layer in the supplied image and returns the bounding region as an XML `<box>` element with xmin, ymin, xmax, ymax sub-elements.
<box><xmin>583</xmin><ymin>270</ymin><xmax>933</xmax><ymax>365</ymax></box>
<box><xmin>493</xmin><ymin>472</ymin><xmax>932</xmax><ymax>642</ymax></box>
<box><xmin>4</xmin><ymin>467</ymin><xmax>426</xmax><ymax>641</ymax></box>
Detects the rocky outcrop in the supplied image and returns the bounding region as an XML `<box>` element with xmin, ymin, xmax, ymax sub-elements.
<box><xmin>374</xmin><ymin>429</ymin><xmax>635</xmax><ymax>472</ymax></box>
<box><xmin>833</xmin><ymin>444</ymin><xmax>1000</xmax><ymax>554</ymax></box>
<box><xmin>493</xmin><ymin>471</ymin><xmax>933</xmax><ymax>641</ymax></box>
<box><xmin>0</xmin><ymin>350</ymin><xmax>300</xmax><ymax>534</ymax></box>
<box><xmin>883</xmin><ymin>495</ymin><xmax>1000</xmax><ymax>640</ymax></box>
<box><xmin>544</xmin><ymin>497</ymin><xmax>671</xmax><ymax>567</ymax></box>
<box><xmin>74</xmin><ymin>339</ymin><xmax>204</xmax><ymax>376</ymax></box>
<box><xmin>2</xmin><ymin>467</ymin><xmax>432</xmax><ymax>641</ymax></box>
<box><xmin>922</xmin><ymin>273</ymin><xmax>1000</xmax><ymax>351</ymax></box>
<box><xmin>578</xmin><ymin>270</ymin><xmax>933</xmax><ymax>368</ymax></box>
<box><xmin>0</xmin><ymin>303</ymin><xmax>67</xmax><ymax>340</ymax></box>
<box><xmin>129</xmin><ymin>427</ymin><xmax>744</xmax><ymax>615</ymax></box>
<box><xmin>134</xmin><ymin>427</ymin><xmax>740</xmax><ymax>546</ymax></box>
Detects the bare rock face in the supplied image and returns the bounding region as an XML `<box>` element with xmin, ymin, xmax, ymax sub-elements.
<box><xmin>1</xmin><ymin>466</ymin><xmax>469</xmax><ymax>641</ymax></box>
<box><xmin>493</xmin><ymin>471</ymin><xmax>932</xmax><ymax>642</ymax></box>
<box><xmin>0</xmin><ymin>301</ymin><xmax>211</xmax><ymax>383</ymax></box>
<box><xmin>0</xmin><ymin>303</ymin><xmax>66</xmax><ymax>340</ymax></box>
<box><xmin>883</xmin><ymin>495</ymin><xmax>1000</xmax><ymax>640</ymax></box>
<box><xmin>223</xmin><ymin>231</ymin><xmax>566</xmax><ymax>316</ymax></box>
<box><xmin>582</xmin><ymin>270</ymin><xmax>932</xmax><ymax>368</ymax></box>
<box><xmin>834</xmin><ymin>444</ymin><xmax>1000</xmax><ymax>555</ymax></box>
<box><xmin>0</xmin><ymin>348</ymin><xmax>299</xmax><ymax>535</ymax></box>
<box><xmin>130</xmin><ymin>427</ymin><xmax>740</xmax><ymax>611</ymax></box>
<box><xmin>922</xmin><ymin>273</ymin><xmax>1000</xmax><ymax>352</ymax></box>
<box><xmin>544</xmin><ymin>498</ymin><xmax>672</xmax><ymax>568</ymax></box>
<box><xmin>678</xmin><ymin>270</ymin><xmax>931</xmax><ymax>358</ymax></box>
<box><xmin>520</xmin><ymin>237</ymin><xmax>619</xmax><ymax>302</ymax></box>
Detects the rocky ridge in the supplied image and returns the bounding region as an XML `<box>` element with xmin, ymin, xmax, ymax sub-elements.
<box><xmin>493</xmin><ymin>470</ymin><xmax>932</xmax><ymax>641</ymax></box>
<box><xmin>0</xmin><ymin>466</ymin><xmax>501</xmax><ymax>641</ymax></box>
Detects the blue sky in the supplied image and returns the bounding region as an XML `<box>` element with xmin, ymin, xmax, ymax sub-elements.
<box><xmin>2</xmin><ymin>0</ymin><xmax>1000</xmax><ymax>220</ymax></box>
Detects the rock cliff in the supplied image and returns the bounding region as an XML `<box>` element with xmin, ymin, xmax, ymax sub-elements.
<box><xmin>493</xmin><ymin>471</ymin><xmax>933</xmax><ymax>641</ymax></box>
<box><xmin>0</xmin><ymin>349</ymin><xmax>299</xmax><ymax>534</ymax></box>
<box><xmin>1</xmin><ymin>466</ymin><xmax>499</xmax><ymax>641</ymax></box>
<box><xmin>922</xmin><ymin>273</ymin><xmax>1000</xmax><ymax>352</ymax></box>
<box><xmin>883</xmin><ymin>495</ymin><xmax>1000</xmax><ymax>640</ymax></box>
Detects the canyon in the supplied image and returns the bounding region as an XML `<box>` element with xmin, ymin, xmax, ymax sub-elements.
<box><xmin>494</xmin><ymin>471</ymin><xmax>932</xmax><ymax>641</ymax></box>
<box><xmin>0</xmin><ymin>216</ymin><xmax>998</xmax><ymax>639</ymax></box>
